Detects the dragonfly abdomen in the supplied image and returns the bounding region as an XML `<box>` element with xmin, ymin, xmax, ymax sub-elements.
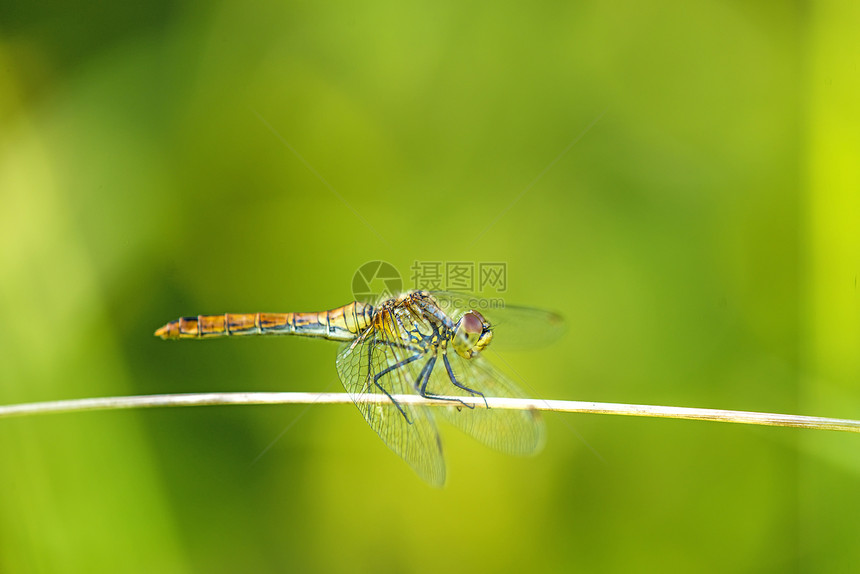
<box><xmin>155</xmin><ymin>302</ymin><xmax>374</xmax><ymax>342</ymax></box>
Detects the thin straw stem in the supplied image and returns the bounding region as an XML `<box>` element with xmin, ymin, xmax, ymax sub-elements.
<box><xmin>0</xmin><ymin>393</ymin><xmax>857</xmax><ymax>433</ymax></box>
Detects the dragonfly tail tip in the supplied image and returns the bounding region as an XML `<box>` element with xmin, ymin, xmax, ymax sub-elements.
<box><xmin>154</xmin><ymin>323</ymin><xmax>174</xmax><ymax>339</ymax></box>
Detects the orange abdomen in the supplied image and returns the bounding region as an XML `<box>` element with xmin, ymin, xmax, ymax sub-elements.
<box><xmin>155</xmin><ymin>302</ymin><xmax>373</xmax><ymax>342</ymax></box>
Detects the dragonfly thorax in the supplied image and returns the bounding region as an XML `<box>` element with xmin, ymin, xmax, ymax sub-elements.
<box><xmin>452</xmin><ymin>310</ymin><xmax>493</xmax><ymax>359</ymax></box>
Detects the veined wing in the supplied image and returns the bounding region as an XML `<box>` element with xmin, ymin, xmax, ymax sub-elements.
<box><xmin>424</xmin><ymin>347</ymin><xmax>546</xmax><ymax>456</ymax></box>
<box><xmin>429</xmin><ymin>291</ymin><xmax>565</xmax><ymax>350</ymax></box>
<box><xmin>335</xmin><ymin>325</ymin><xmax>445</xmax><ymax>487</ymax></box>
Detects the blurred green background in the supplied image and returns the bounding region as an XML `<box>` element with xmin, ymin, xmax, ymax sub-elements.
<box><xmin>1</xmin><ymin>0</ymin><xmax>859</xmax><ymax>572</ymax></box>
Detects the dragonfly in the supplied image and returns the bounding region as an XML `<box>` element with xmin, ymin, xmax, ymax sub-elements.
<box><xmin>155</xmin><ymin>290</ymin><xmax>563</xmax><ymax>486</ymax></box>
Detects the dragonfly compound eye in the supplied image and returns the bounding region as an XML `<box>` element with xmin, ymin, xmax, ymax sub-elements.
<box><xmin>453</xmin><ymin>311</ymin><xmax>493</xmax><ymax>358</ymax></box>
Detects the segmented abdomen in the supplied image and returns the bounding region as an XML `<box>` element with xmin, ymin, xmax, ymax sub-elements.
<box><xmin>155</xmin><ymin>302</ymin><xmax>373</xmax><ymax>342</ymax></box>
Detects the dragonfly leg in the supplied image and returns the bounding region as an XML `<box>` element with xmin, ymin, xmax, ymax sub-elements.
<box><xmin>442</xmin><ymin>351</ymin><xmax>489</xmax><ymax>409</ymax></box>
<box><xmin>371</xmin><ymin>351</ymin><xmax>423</xmax><ymax>424</ymax></box>
<box><xmin>372</xmin><ymin>339</ymin><xmax>423</xmax><ymax>353</ymax></box>
<box><xmin>418</xmin><ymin>354</ymin><xmax>474</xmax><ymax>410</ymax></box>
<box><xmin>415</xmin><ymin>354</ymin><xmax>436</xmax><ymax>394</ymax></box>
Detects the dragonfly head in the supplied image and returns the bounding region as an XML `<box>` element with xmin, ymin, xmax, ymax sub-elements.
<box><xmin>453</xmin><ymin>310</ymin><xmax>493</xmax><ymax>359</ymax></box>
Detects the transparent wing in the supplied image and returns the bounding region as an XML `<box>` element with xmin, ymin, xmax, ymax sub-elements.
<box><xmin>335</xmin><ymin>328</ymin><xmax>445</xmax><ymax>487</ymax></box>
<box><xmin>423</xmin><ymin>348</ymin><xmax>546</xmax><ymax>456</ymax></box>
<box><xmin>429</xmin><ymin>291</ymin><xmax>565</xmax><ymax>350</ymax></box>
